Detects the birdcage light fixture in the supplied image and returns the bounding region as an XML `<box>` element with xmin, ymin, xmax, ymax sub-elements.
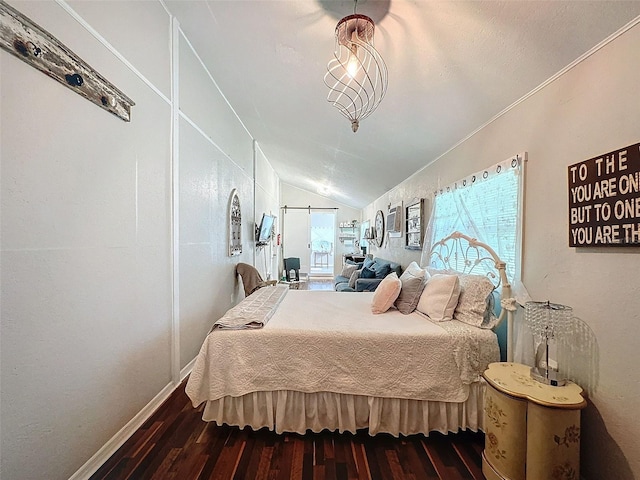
<box><xmin>324</xmin><ymin>0</ymin><xmax>388</xmax><ymax>133</ymax></box>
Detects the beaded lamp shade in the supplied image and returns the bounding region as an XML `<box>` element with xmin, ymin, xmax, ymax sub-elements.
<box><xmin>525</xmin><ymin>301</ymin><xmax>573</xmax><ymax>386</ymax></box>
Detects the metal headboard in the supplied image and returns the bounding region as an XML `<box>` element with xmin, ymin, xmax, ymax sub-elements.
<box><xmin>427</xmin><ymin>231</ymin><xmax>516</xmax><ymax>361</ymax></box>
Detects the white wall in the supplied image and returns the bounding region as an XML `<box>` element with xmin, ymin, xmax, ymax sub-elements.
<box><xmin>255</xmin><ymin>143</ymin><xmax>281</xmax><ymax>281</ymax></box>
<box><xmin>176</xmin><ymin>27</ymin><xmax>259</xmax><ymax>370</ymax></box>
<box><xmin>363</xmin><ymin>23</ymin><xmax>640</xmax><ymax>480</ymax></box>
<box><xmin>0</xmin><ymin>1</ymin><xmax>279</xmax><ymax>479</ymax></box>
<box><xmin>362</xmin><ymin>196</ymin><xmax>425</xmax><ymax>268</ymax></box>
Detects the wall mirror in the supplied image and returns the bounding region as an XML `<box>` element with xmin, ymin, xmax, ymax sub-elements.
<box><xmin>228</xmin><ymin>189</ymin><xmax>242</xmax><ymax>256</ymax></box>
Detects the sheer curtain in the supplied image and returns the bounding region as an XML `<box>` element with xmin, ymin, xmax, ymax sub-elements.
<box><xmin>420</xmin><ymin>154</ymin><xmax>533</xmax><ymax>362</ymax></box>
<box><xmin>421</xmin><ymin>154</ymin><xmax>527</xmax><ymax>298</ymax></box>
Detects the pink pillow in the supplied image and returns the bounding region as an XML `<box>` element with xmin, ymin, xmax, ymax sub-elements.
<box><xmin>371</xmin><ymin>272</ymin><xmax>402</xmax><ymax>314</ymax></box>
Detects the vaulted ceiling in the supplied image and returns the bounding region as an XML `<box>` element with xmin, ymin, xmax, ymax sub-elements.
<box><xmin>165</xmin><ymin>0</ymin><xmax>640</xmax><ymax>208</ymax></box>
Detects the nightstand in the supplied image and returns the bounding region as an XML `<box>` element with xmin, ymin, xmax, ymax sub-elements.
<box><xmin>482</xmin><ymin>362</ymin><xmax>587</xmax><ymax>480</ymax></box>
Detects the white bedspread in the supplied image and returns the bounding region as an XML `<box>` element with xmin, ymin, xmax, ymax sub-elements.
<box><xmin>186</xmin><ymin>290</ymin><xmax>499</xmax><ymax>406</ymax></box>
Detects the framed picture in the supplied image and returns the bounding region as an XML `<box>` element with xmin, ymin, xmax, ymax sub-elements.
<box><xmin>387</xmin><ymin>201</ymin><xmax>402</xmax><ymax>238</ymax></box>
<box><xmin>405</xmin><ymin>198</ymin><xmax>424</xmax><ymax>250</ymax></box>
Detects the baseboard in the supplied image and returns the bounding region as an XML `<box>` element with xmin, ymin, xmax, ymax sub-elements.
<box><xmin>69</xmin><ymin>357</ymin><xmax>197</xmax><ymax>480</ymax></box>
<box><xmin>180</xmin><ymin>356</ymin><xmax>197</xmax><ymax>381</ymax></box>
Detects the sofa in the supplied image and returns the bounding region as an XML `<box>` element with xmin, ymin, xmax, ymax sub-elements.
<box><xmin>334</xmin><ymin>257</ymin><xmax>403</xmax><ymax>292</ymax></box>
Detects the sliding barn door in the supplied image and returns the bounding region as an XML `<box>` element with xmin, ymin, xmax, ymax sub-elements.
<box><xmin>281</xmin><ymin>209</ymin><xmax>311</xmax><ymax>277</ymax></box>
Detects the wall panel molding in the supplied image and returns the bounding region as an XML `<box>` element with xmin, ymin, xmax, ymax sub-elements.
<box><xmin>53</xmin><ymin>0</ymin><xmax>171</xmax><ymax>105</ymax></box>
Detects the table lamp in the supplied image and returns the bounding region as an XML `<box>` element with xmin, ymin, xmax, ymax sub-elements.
<box><xmin>524</xmin><ymin>300</ymin><xmax>573</xmax><ymax>386</ymax></box>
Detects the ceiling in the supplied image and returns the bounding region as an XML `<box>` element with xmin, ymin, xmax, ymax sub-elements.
<box><xmin>165</xmin><ymin>1</ymin><xmax>640</xmax><ymax>209</ymax></box>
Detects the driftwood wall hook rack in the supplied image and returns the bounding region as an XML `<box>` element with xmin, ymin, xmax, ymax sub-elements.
<box><xmin>0</xmin><ymin>0</ymin><xmax>135</xmax><ymax>121</ymax></box>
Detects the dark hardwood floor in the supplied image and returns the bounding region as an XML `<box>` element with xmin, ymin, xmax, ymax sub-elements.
<box><xmin>90</xmin><ymin>381</ymin><xmax>486</xmax><ymax>480</ymax></box>
<box><xmin>91</xmin><ymin>279</ymin><xmax>486</xmax><ymax>479</ymax></box>
<box><xmin>303</xmin><ymin>277</ymin><xmax>334</xmax><ymax>291</ymax></box>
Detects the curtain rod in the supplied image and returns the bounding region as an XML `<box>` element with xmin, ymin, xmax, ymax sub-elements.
<box><xmin>281</xmin><ymin>205</ymin><xmax>339</xmax><ymax>213</ymax></box>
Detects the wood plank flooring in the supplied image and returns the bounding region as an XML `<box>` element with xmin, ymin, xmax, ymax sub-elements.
<box><xmin>90</xmin><ymin>381</ymin><xmax>486</xmax><ymax>480</ymax></box>
<box><xmin>300</xmin><ymin>276</ymin><xmax>334</xmax><ymax>291</ymax></box>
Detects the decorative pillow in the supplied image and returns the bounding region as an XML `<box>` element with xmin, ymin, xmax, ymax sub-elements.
<box><xmin>394</xmin><ymin>262</ymin><xmax>429</xmax><ymax>314</ymax></box>
<box><xmin>426</xmin><ymin>266</ymin><xmax>456</xmax><ymax>276</ymax></box>
<box><xmin>416</xmin><ymin>274</ymin><xmax>461</xmax><ymax>322</ymax></box>
<box><xmin>348</xmin><ymin>268</ymin><xmax>362</xmax><ymax>289</ymax></box>
<box><xmin>371</xmin><ymin>273</ymin><xmax>402</xmax><ymax>314</ymax></box>
<box><xmin>455</xmin><ymin>274</ymin><xmax>498</xmax><ymax>328</ymax></box>
<box><xmin>370</xmin><ymin>262</ymin><xmax>391</xmax><ymax>279</ymax></box>
<box><xmin>363</xmin><ymin>257</ymin><xmax>375</xmax><ymax>269</ymax></box>
<box><xmin>340</xmin><ymin>263</ymin><xmax>359</xmax><ymax>278</ymax></box>
<box><xmin>360</xmin><ymin>265</ymin><xmax>377</xmax><ymax>279</ymax></box>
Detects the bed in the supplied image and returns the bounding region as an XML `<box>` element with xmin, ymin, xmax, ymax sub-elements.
<box><xmin>186</xmin><ymin>232</ymin><xmax>515</xmax><ymax>437</ymax></box>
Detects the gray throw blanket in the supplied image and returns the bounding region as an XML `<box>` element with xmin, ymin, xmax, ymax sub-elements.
<box><xmin>212</xmin><ymin>284</ymin><xmax>288</xmax><ymax>330</ymax></box>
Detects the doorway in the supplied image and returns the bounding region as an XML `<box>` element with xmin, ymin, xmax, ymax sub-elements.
<box><xmin>360</xmin><ymin>220</ymin><xmax>370</xmax><ymax>255</ymax></box>
<box><xmin>282</xmin><ymin>209</ymin><xmax>336</xmax><ymax>279</ymax></box>
<box><xmin>309</xmin><ymin>212</ymin><xmax>335</xmax><ymax>277</ymax></box>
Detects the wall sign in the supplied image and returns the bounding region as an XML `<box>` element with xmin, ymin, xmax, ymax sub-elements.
<box><xmin>568</xmin><ymin>142</ymin><xmax>640</xmax><ymax>247</ymax></box>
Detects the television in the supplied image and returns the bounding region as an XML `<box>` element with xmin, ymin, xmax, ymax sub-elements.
<box><xmin>256</xmin><ymin>213</ymin><xmax>275</xmax><ymax>244</ymax></box>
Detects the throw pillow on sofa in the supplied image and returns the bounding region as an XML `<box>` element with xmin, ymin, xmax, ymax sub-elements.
<box><xmin>373</xmin><ymin>263</ymin><xmax>392</xmax><ymax>279</ymax></box>
<box><xmin>360</xmin><ymin>265</ymin><xmax>377</xmax><ymax>279</ymax></box>
<box><xmin>340</xmin><ymin>263</ymin><xmax>359</xmax><ymax>279</ymax></box>
<box><xmin>348</xmin><ymin>268</ymin><xmax>363</xmax><ymax>289</ymax></box>
<box><xmin>362</xmin><ymin>261</ymin><xmax>392</xmax><ymax>279</ymax></box>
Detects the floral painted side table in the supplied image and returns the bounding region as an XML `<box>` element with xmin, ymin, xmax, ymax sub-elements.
<box><xmin>482</xmin><ymin>362</ymin><xmax>587</xmax><ymax>480</ymax></box>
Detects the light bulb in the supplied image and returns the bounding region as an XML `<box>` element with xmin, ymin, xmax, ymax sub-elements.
<box><xmin>346</xmin><ymin>53</ymin><xmax>359</xmax><ymax>78</ymax></box>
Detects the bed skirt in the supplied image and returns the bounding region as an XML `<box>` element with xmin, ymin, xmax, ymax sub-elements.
<box><xmin>200</xmin><ymin>380</ymin><xmax>486</xmax><ymax>437</ymax></box>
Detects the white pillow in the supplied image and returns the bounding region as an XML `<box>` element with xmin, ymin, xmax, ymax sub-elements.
<box><xmin>455</xmin><ymin>274</ymin><xmax>498</xmax><ymax>328</ymax></box>
<box><xmin>416</xmin><ymin>274</ymin><xmax>461</xmax><ymax>321</ymax></box>
<box><xmin>426</xmin><ymin>266</ymin><xmax>455</xmax><ymax>276</ymax></box>
<box><xmin>371</xmin><ymin>272</ymin><xmax>402</xmax><ymax>314</ymax></box>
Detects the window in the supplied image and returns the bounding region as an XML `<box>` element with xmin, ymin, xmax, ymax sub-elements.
<box><xmin>421</xmin><ymin>154</ymin><xmax>526</xmax><ymax>286</ymax></box>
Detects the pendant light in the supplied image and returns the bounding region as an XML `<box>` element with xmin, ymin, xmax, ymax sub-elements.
<box><xmin>324</xmin><ymin>0</ymin><xmax>388</xmax><ymax>133</ymax></box>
